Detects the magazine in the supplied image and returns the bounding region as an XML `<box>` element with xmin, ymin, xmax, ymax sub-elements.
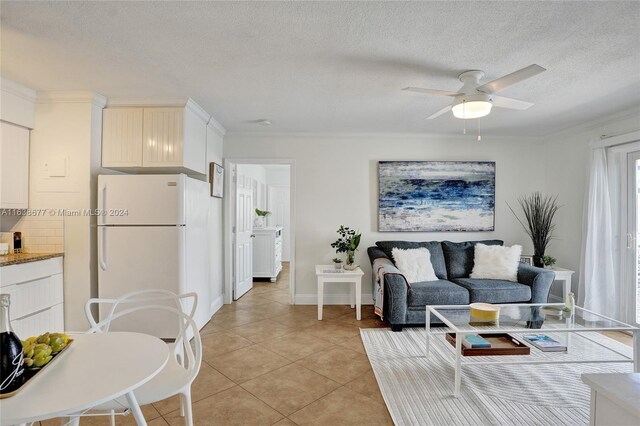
<box><xmin>523</xmin><ymin>334</ymin><xmax>567</xmax><ymax>352</ymax></box>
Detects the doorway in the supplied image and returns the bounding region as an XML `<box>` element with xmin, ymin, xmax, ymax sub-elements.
<box><xmin>223</xmin><ymin>159</ymin><xmax>295</xmax><ymax>305</ymax></box>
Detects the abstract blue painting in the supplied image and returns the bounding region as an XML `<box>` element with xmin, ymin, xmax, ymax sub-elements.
<box><xmin>378</xmin><ymin>161</ymin><xmax>495</xmax><ymax>232</ymax></box>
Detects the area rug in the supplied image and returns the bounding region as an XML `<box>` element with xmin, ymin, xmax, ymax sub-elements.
<box><xmin>360</xmin><ymin>328</ymin><xmax>633</xmax><ymax>426</ymax></box>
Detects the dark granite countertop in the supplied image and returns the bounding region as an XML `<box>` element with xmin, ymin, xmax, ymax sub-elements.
<box><xmin>0</xmin><ymin>252</ymin><xmax>64</xmax><ymax>267</ymax></box>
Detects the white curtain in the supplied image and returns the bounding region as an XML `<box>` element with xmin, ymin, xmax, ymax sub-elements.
<box><xmin>579</xmin><ymin>147</ymin><xmax>619</xmax><ymax>318</ymax></box>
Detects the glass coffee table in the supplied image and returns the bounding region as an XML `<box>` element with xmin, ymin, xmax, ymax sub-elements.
<box><xmin>425</xmin><ymin>303</ymin><xmax>639</xmax><ymax>397</ymax></box>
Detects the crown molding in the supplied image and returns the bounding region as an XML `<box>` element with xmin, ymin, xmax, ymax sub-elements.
<box><xmin>225</xmin><ymin>130</ymin><xmax>543</xmax><ymax>143</ymax></box>
<box><xmin>185</xmin><ymin>98</ymin><xmax>211</xmax><ymax>123</ymax></box>
<box><xmin>207</xmin><ymin>115</ymin><xmax>226</xmax><ymax>136</ymax></box>
<box><xmin>106</xmin><ymin>97</ymin><xmax>189</xmax><ymax>107</ymax></box>
<box><xmin>545</xmin><ymin>107</ymin><xmax>640</xmax><ymax>141</ymax></box>
<box><xmin>37</xmin><ymin>91</ymin><xmax>107</xmax><ymax>108</ymax></box>
<box><xmin>0</xmin><ymin>78</ymin><xmax>37</xmax><ymax>102</ymax></box>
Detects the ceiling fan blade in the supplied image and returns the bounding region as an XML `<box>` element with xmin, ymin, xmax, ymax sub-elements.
<box><xmin>476</xmin><ymin>64</ymin><xmax>546</xmax><ymax>94</ymax></box>
<box><xmin>403</xmin><ymin>87</ymin><xmax>460</xmax><ymax>97</ymax></box>
<box><xmin>491</xmin><ymin>95</ymin><xmax>534</xmax><ymax>110</ymax></box>
<box><xmin>426</xmin><ymin>105</ymin><xmax>452</xmax><ymax>120</ymax></box>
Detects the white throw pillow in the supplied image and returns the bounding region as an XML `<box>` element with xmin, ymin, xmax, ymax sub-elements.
<box><xmin>391</xmin><ymin>247</ymin><xmax>438</xmax><ymax>284</ymax></box>
<box><xmin>470</xmin><ymin>243</ymin><xmax>522</xmax><ymax>282</ymax></box>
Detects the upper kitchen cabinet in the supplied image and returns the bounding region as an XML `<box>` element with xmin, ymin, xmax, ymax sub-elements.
<box><xmin>102</xmin><ymin>108</ymin><xmax>143</xmax><ymax>167</ymax></box>
<box><xmin>102</xmin><ymin>99</ymin><xmax>209</xmax><ymax>176</ymax></box>
<box><xmin>0</xmin><ymin>122</ymin><xmax>30</xmax><ymax>209</ymax></box>
<box><xmin>0</xmin><ymin>78</ymin><xmax>36</xmax><ymax>209</ymax></box>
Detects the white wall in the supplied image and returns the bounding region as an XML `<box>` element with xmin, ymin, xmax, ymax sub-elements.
<box><xmin>543</xmin><ymin>108</ymin><xmax>640</xmax><ymax>298</ymax></box>
<box><xmin>225</xmin><ymin>133</ymin><xmax>546</xmax><ymax>304</ymax></box>
<box><xmin>29</xmin><ymin>92</ymin><xmax>108</xmax><ymax>330</ymax></box>
<box><xmin>207</xmin><ymin>123</ymin><xmax>225</xmax><ymax>314</ymax></box>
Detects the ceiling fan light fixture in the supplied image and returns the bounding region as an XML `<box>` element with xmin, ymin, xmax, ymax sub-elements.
<box><xmin>451</xmin><ymin>94</ymin><xmax>493</xmax><ymax>119</ymax></box>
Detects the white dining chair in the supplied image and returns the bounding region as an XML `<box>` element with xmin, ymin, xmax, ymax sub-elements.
<box><xmin>84</xmin><ymin>290</ymin><xmax>202</xmax><ymax>426</ymax></box>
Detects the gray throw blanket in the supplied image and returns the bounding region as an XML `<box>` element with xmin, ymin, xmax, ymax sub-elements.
<box><xmin>372</xmin><ymin>257</ymin><xmax>409</xmax><ymax>319</ymax></box>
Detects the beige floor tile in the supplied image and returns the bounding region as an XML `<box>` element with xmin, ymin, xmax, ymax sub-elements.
<box><xmin>252</xmin><ymin>302</ymin><xmax>296</xmax><ymax>318</ymax></box>
<box><xmin>260</xmin><ymin>330</ymin><xmax>336</xmax><ymax>361</ymax></box>
<box><xmin>273</xmin><ymin>419</ymin><xmax>298</xmax><ymax>426</ymax></box>
<box><xmin>233</xmin><ymin>291</ymin><xmax>276</xmax><ymax>307</ymax></box>
<box><xmin>199</xmin><ymin>320</ymin><xmax>225</xmax><ymax>336</ymax></box>
<box><xmin>334</xmin><ymin>335</ymin><xmax>367</xmax><ymax>354</ymax></box>
<box><xmin>344</xmin><ymin>370</ymin><xmax>385</xmax><ymax>405</ymax></box>
<box><xmin>148</xmin><ymin>418</ymin><xmax>169</xmax><ymax>426</ymax></box>
<box><xmin>163</xmin><ymin>386</ymin><xmax>283</xmax><ymax>426</ymax></box>
<box><xmin>152</xmin><ymin>362</ymin><xmax>235</xmax><ymax>415</ymax></box>
<box><xmin>270</xmin><ymin>312</ymin><xmax>319</xmax><ymax>329</ymax></box>
<box><xmin>331</xmin><ymin>311</ymin><xmax>388</xmax><ymax>329</ymax></box>
<box><xmin>287</xmin><ymin>305</ymin><xmax>319</xmax><ymax>317</ymax></box>
<box><xmin>231</xmin><ymin>319</ymin><xmax>298</xmax><ymax>343</ymax></box>
<box><xmin>207</xmin><ymin>345</ymin><xmax>291</xmax><ymax>383</ymax></box>
<box><xmin>241</xmin><ymin>363</ymin><xmax>341</xmax><ymax>416</ymax></box>
<box><xmin>295</xmin><ymin>347</ymin><xmax>371</xmax><ymax>384</ymax></box>
<box><xmin>317</xmin><ymin>304</ymin><xmax>356</xmax><ymax>319</ymax></box>
<box><xmin>41</xmin><ymin>405</ymin><xmax>160</xmax><ymax>425</ymax></box>
<box><xmin>304</xmin><ymin>321</ymin><xmax>361</xmax><ymax>344</ymax></box>
<box><xmin>201</xmin><ymin>330</ymin><xmax>254</xmax><ymax>360</ymax></box>
<box><xmin>288</xmin><ymin>387</ymin><xmax>393</xmax><ymax>426</ymax></box>
<box><xmin>264</xmin><ymin>290</ymin><xmax>292</xmax><ymax>304</ymax></box>
<box><xmin>210</xmin><ymin>309</ymin><xmax>263</xmax><ymax>328</ymax></box>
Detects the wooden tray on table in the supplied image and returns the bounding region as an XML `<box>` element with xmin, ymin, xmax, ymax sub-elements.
<box><xmin>446</xmin><ymin>333</ymin><xmax>530</xmax><ymax>356</ymax></box>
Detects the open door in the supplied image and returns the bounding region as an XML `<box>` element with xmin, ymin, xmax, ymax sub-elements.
<box><xmin>234</xmin><ymin>173</ymin><xmax>254</xmax><ymax>299</ymax></box>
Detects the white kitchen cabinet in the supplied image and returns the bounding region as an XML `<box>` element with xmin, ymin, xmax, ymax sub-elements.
<box><xmin>0</xmin><ymin>257</ymin><xmax>65</xmax><ymax>338</ymax></box>
<box><xmin>0</xmin><ymin>122</ymin><xmax>30</xmax><ymax>209</ymax></box>
<box><xmin>102</xmin><ymin>108</ymin><xmax>144</xmax><ymax>167</ymax></box>
<box><xmin>102</xmin><ymin>99</ymin><xmax>208</xmax><ymax>175</ymax></box>
<box><xmin>252</xmin><ymin>226</ymin><xmax>283</xmax><ymax>282</ymax></box>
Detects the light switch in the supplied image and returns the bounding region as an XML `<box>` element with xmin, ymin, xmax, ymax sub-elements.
<box><xmin>47</xmin><ymin>155</ymin><xmax>67</xmax><ymax>177</ymax></box>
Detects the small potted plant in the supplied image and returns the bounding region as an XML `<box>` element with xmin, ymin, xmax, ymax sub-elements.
<box><xmin>330</xmin><ymin>225</ymin><xmax>361</xmax><ymax>270</ymax></box>
<box><xmin>332</xmin><ymin>257</ymin><xmax>344</xmax><ymax>271</ymax></box>
<box><xmin>541</xmin><ymin>255</ymin><xmax>557</xmax><ymax>269</ymax></box>
<box><xmin>254</xmin><ymin>208</ymin><xmax>270</xmax><ymax>228</ymax></box>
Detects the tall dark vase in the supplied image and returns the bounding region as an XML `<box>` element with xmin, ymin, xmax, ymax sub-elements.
<box><xmin>533</xmin><ymin>253</ymin><xmax>544</xmax><ymax>268</ymax></box>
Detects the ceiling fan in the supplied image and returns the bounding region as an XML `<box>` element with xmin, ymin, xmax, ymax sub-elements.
<box><xmin>403</xmin><ymin>64</ymin><xmax>546</xmax><ymax>120</ymax></box>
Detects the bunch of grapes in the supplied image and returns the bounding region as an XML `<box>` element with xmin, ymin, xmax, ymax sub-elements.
<box><xmin>21</xmin><ymin>332</ymin><xmax>70</xmax><ymax>368</ymax></box>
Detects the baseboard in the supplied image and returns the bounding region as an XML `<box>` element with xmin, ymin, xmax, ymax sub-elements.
<box><xmin>210</xmin><ymin>294</ymin><xmax>224</xmax><ymax>315</ymax></box>
<box><xmin>295</xmin><ymin>293</ymin><xmax>374</xmax><ymax>305</ymax></box>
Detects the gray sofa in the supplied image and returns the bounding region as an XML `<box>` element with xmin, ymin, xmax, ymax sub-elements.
<box><xmin>367</xmin><ymin>240</ymin><xmax>556</xmax><ymax>331</ymax></box>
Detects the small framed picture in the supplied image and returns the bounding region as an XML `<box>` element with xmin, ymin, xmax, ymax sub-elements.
<box><xmin>519</xmin><ymin>255</ymin><xmax>533</xmax><ymax>265</ymax></box>
<box><xmin>210</xmin><ymin>162</ymin><xmax>224</xmax><ymax>198</ymax></box>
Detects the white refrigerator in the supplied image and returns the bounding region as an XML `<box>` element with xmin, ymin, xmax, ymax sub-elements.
<box><xmin>97</xmin><ymin>174</ymin><xmax>211</xmax><ymax>337</ymax></box>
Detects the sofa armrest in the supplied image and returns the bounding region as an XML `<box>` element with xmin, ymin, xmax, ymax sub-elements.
<box><xmin>368</xmin><ymin>246</ymin><xmax>390</xmax><ymax>263</ymax></box>
<box><xmin>517</xmin><ymin>263</ymin><xmax>556</xmax><ymax>303</ymax></box>
<box><xmin>368</xmin><ymin>247</ymin><xmax>409</xmax><ymax>325</ymax></box>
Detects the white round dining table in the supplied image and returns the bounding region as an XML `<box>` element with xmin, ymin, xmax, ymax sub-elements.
<box><xmin>0</xmin><ymin>332</ymin><xmax>169</xmax><ymax>426</ymax></box>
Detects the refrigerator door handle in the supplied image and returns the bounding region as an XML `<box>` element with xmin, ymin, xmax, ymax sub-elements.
<box><xmin>99</xmin><ymin>183</ymin><xmax>107</xmax><ymax>226</ymax></box>
<box><xmin>99</xmin><ymin>226</ymin><xmax>107</xmax><ymax>271</ymax></box>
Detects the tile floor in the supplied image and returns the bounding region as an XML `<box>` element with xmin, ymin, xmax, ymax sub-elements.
<box><xmin>41</xmin><ymin>262</ymin><xmax>634</xmax><ymax>425</ymax></box>
<box><xmin>43</xmin><ymin>263</ymin><xmax>393</xmax><ymax>425</ymax></box>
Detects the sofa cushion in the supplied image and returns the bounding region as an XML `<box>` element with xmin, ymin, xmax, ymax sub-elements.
<box><xmin>376</xmin><ymin>241</ymin><xmax>447</xmax><ymax>279</ymax></box>
<box><xmin>471</xmin><ymin>244</ymin><xmax>522</xmax><ymax>282</ymax></box>
<box><xmin>451</xmin><ymin>278</ymin><xmax>531</xmax><ymax>304</ymax></box>
<box><xmin>392</xmin><ymin>247</ymin><xmax>438</xmax><ymax>283</ymax></box>
<box><xmin>441</xmin><ymin>240</ymin><xmax>503</xmax><ymax>279</ymax></box>
<box><xmin>407</xmin><ymin>280</ymin><xmax>469</xmax><ymax>307</ymax></box>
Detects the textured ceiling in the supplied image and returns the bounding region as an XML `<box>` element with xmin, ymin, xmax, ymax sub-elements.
<box><xmin>1</xmin><ymin>1</ymin><xmax>639</xmax><ymax>136</ymax></box>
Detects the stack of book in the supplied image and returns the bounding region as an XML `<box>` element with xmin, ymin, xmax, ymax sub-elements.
<box><xmin>461</xmin><ymin>334</ymin><xmax>491</xmax><ymax>349</ymax></box>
